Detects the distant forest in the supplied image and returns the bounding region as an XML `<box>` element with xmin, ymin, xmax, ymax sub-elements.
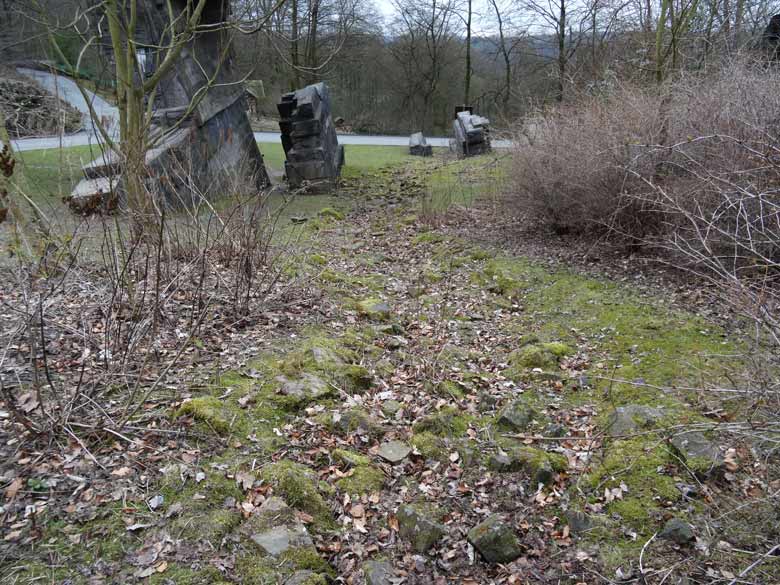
<box><xmin>2</xmin><ymin>0</ymin><xmax>779</xmax><ymax>134</ymax></box>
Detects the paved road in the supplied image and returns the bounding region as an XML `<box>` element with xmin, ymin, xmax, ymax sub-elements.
<box><xmin>12</xmin><ymin>129</ymin><xmax>512</xmax><ymax>152</ymax></box>
<box><xmin>10</xmin><ymin>68</ymin><xmax>512</xmax><ymax>152</ymax></box>
<box><xmin>17</xmin><ymin>67</ymin><xmax>120</xmax><ymax>141</ymax></box>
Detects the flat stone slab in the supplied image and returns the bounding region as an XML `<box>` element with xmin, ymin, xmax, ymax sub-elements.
<box><xmin>276</xmin><ymin>373</ymin><xmax>331</xmax><ymax>401</ymax></box>
<box><xmin>251</xmin><ymin>524</ymin><xmax>312</xmax><ymax>556</ymax></box>
<box><xmin>378</xmin><ymin>440</ymin><xmax>411</xmax><ymax>464</ymax></box>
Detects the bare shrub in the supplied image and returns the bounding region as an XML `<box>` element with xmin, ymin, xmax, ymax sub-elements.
<box><xmin>510</xmin><ymin>59</ymin><xmax>780</xmax><ymax>409</ymax></box>
<box><xmin>510</xmin><ymin>83</ymin><xmax>663</xmax><ymax>237</ymax></box>
<box><xmin>510</xmin><ymin>60</ymin><xmax>780</xmax><ymax>245</ymax></box>
<box><xmin>0</xmin><ymin>153</ymin><xmax>290</xmax><ymax>444</ymax></box>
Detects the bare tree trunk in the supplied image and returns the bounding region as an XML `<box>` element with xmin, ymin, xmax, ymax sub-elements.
<box><xmin>557</xmin><ymin>0</ymin><xmax>566</xmax><ymax>102</ymax></box>
<box><xmin>464</xmin><ymin>0</ymin><xmax>472</xmax><ymax>104</ymax></box>
<box><xmin>307</xmin><ymin>0</ymin><xmax>320</xmax><ymax>84</ymax></box>
<box><xmin>291</xmin><ymin>0</ymin><xmax>301</xmax><ymax>88</ymax></box>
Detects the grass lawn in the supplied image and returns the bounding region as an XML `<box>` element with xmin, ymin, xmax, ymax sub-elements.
<box><xmin>14</xmin><ymin>143</ymin><xmax>412</xmax><ymax>210</ymax></box>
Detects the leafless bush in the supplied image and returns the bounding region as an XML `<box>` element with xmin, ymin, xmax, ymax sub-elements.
<box><xmin>0</xmin><ymin>153</ymin><xmax>290</xmax><ymax>445</ymax></box>
<box><xmin>510</xmin><ymin>59</ymin><xmax>780</xmax><ymax>410</ymax></box>
<box><xmin>509</xmin><ymin>60</ymin><xmax>780</xmax><ymax>245</ymax></box>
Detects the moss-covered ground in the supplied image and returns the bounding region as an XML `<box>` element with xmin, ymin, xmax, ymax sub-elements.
<box><xmin>3</xmin><ymin>149</ymin><xmax>777</xmax><ymax>584</ymax></box>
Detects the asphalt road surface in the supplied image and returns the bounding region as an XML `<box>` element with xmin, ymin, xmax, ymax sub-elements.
<box><xmin>10</xmin><ymin>69</ymin><xmax>512</xmax><ymax>152</ymax></box>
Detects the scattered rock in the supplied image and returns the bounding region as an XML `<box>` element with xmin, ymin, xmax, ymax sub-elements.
<box><xmin>487</xmin><ymin>445</ymin><xmax>565</xmax><ymax>485</ymax></box>
<box><xmin>251</xmin><ymin>525</ymin><xmax>313</xmax><ymax>556</ymax></box>
<box><xmin>497</xmin><ymin>399</ymin><xmax>537</xmax><ymax>431</ymax></box>
<box><xmin>378</xmin><ymin>440</ymin><xmax>411</xmax><ymax>464</ymax></box>
<box><xmin>546</xmin><ymin>423</ymin><xmax>568</xmax><ymax>438</ymax></box>
<box><xmin>477</xmin><ymin>391</ymin><xmax>498</xmax><ymax>413</ymax></box>
<box><xmin>357</xmin><ymin>298</ymin><xmax>392</xmax><ymax>320</ymax></box>
<box><xmin>606</xmin><ymin>405</ymin><xmax>665</xmax><ymax>437</ymax></box>
<box><xmin>670</xmin><ymin>431</ymin><xmax>724</xmax><ymax>475</ymax></box>
<box><xmin>397</xmin><ymin>504</ymin><xmax>446</xmax><ymax>553</ymax></box>
<box><xmin>333</xmin><ymin>408</ymin><xmax>384</xmax><ymax>440</ymax></box>
<box><xmin>467</xmin><ymin>514</ymin><xmax>523</xmax><ymax>563</ymax></box>
<box><xmin>277</xmin><ymin>373</ymin><xmax>331</xmax><ymax>402</ymax></box>
<box><xmin>381</xmin><ymin>400</ymin><xmax>402</xmax><ymax>416</ymax></box>
<box><xmin>659</xmin><ymin>518</ymin><xmax>695</xmax><ymax>545</ymax></box>
<box><xmin>509</xmin><ymin>342</ymin><xmax>570</xmax><ymax>370</ymax></box>
<box><xmin>363</xmin><ymin>560</ymin><xmax>394</xmax><ymax>585</ymax></box>
<box><xmin>565</xmin><ymin>510</ymin><xmax>591</xmax><ymax>534</ymax></box>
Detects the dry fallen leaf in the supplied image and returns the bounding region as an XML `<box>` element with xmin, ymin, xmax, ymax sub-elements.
<box><xmin>4</xmin><ymin>477</ymin><xmax>23</xmax><ymax>501</ymax></box>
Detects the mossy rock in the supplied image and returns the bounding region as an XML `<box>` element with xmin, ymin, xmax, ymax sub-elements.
<box><xmin>308</xmin><ymin>253</ymin><xmax>327</xmax><ymax>266</ymax></box>
<box><xmin>467</xmin><ymin>514</ymin><xmax>522</xmax><ymax>564</ymax></box>
<box><xmin>412</xmin><ymin>406</ymin><xmax>470</xmax><ymax>437</ymax></box>
<box><xmin>325</xmin><ymin>408</ymin><xmax>384</xmax><ymax>440</ymax></box>
<box><xmin>396</xmin><ymin>504</ymin><xmax>445</xmax><ymax>553</ymax></box>
<box><xmin>357</xmin><ymin>298</ymin><xmax>392</xmax><ymax>321</ymax></box>
<box><xmin>496</xmin><ymin>398</ymin><xmax>538</xmax><ymax>432</ymax></box>
<box><xmin>175</xmin><ymin>396</ymin><xmax>230</xmax><ymax>434</ymax></box>
<box><xmin>509</xmin><ymin>342</ymin><xmax>572</xmax><ymax>370</ymax></box>
<box><xmin>585</xmin><ymin>439</ymin><xmax>680</xmax><ymax>530</ymax></box>
<box><xmin>490</xmin><ymin>442</ymin><xmax>567</xmax><ymax>485</ymax></box>
<box><xmin>234</xmin><ymin>547</ymin><xmax>332</xmax><ymax>585</ymax></box>
<box><xmin>285</xmin><ymin>571</ymin><xmax>329</xmax><ymax>585</ymax></box>
<box><xmin>332</xmin><ymin>449</ymin><xmax>371</xmax><ymax>467</ymax></box>
<box><xmin>410</xmin><ymin>432</ymin><xmax>447</xmax><ymax>461</ymax></box>
<box><xmin>336</xmin><ymin>465</ymin><xmax>385</xmax><ymax>495</ymax></box>
<box><xmin>340</xmin><ymin>364</ymin><xmax>373</xmax><ymax>390</ymax></box>
<box><xmin>259</xmin><ymin>461</ymin><xmax>332</xmax><ymax>528</ymax></box>
<box><xmin>434</xmin><ymin>380</ymin><xmax>466</xmax><ymax>400</ymax></box>
<box><xmin>413</xmin><ymin>231</ymin><xmax>446</xmax><ymax>245</ymax></box>
<box><xmin>170</xmin><ymin>507</ymin><xmax>242</xmax><ymax>543</ymax></box>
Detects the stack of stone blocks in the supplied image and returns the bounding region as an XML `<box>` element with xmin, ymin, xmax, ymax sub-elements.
<box><xmin>451</xmin><ymin>108</ymin><xmax>491</xmax><ymax>158</ymax></box>
<box><xmin>277</xmin><ymin>82</ymin><xmax>344</xmax><ymax>191</ymax></box>
<box><xmin>409</xmin><ymin>132</ymin><xmax>433</xmax><ymax>157</ymax></box>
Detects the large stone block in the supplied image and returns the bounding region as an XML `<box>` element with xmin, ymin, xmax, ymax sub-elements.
<box><xmin>451</xmin><ymin>110</ymin><xmax>491</xmax><ymax>157</ymax></box>
<box><xmin>277</xmin><ymin>83</ymin><xmax>344</xmax><ymax>191</ymax></box>
<box><xmin>409</xmin><ymin>132</ymin><xmax>433</xmax><ymax>157</ymax></box>
<box><xmin>68</xmin><ymin>0</ymin><xmax>269</xmax><ymax>213</ymax></box>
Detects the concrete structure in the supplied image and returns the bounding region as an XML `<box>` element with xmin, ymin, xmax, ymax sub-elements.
<box><xmin>451</xmin><ymin>109</ymin><xmax>491</xmax><ymax>158</ymax></box>
<box><xmin>277</xmin><ymin>82</ymin><xmax>344</xmax><ymax>191</ymax></box>
<box><xmin>409</xmin><ymin>132</ymin><xmax>433</xmax><ymax>157</ymax></box>
<box><xmin>68</xmin><ymin>0</ymin><xmax>269</xmax><ymax>213</ymax></box>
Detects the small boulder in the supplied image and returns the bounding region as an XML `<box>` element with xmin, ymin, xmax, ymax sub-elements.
<box><xmin>487</xmin><ymin>445</ymin><xmax>565</xmax><ymax>485</ymax></box>
<box><xmin>378</xmin><ymin>440</ymin><xmax>411</xmax><ymax>464</ymax></box>
<box><xmin>251</xmin><ymin>525</ymin><xmax>313</xmax><ymax>556</ymax></box>
<box><xmin>467</xmin><ymin>514</ymin><xmax>523</xmax><ymax>563</ymax></box>
<box><xmin>277</xmin><ymin>373</ymin><xmax>331</xmax><ymax>402</ymax></box>
<box><xmin>381</xmin><ymin>400</ymin><xmax>402</xmax><ymax>417</ymax></box>
<box><xmin>670</xmin><ymin>431</ymin><xmax>724</xmax><ymax>475</ymax></box>
<box><xmin>357</xmin><ymin>298</ymin><xmax>392</xmax><ymax>321</ymax></box>
<box><xmin>363</xmin><ymin>560</ymin><xmax>394</xmax><ymax>585</ymax></box>
<box><xmin>658</xmin><ymin>518</ymin><xmax>695</xmax><ymax>545</ymax></box>
<box><xmin>565</xmin><ymin>510</ymin><xmax>591</xmax><ymax>534</ymax></box>
<box><xmin>397</xmin><ymin>504</ymin><xmax>446</xmax><ymax>553</ymax></box>
<box><xmin>606</xmin><ymin>405</ymin><xmax>664</xmax><ymax>437</ymax></box>
<box><xmin>497</xmin><ymin>399</ymin><xmax>537</xmax><ymax>431</ymax></box>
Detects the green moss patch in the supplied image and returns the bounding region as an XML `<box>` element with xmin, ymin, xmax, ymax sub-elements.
<box><xmin>259</xmin><ymin>461</ymin><xmax>332</xmax><ymax>529</ymax></box>
<box><xmin>336</xmin><ymin>465</ymin><xmax>385</xmax><ymax>495</ymax></box>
